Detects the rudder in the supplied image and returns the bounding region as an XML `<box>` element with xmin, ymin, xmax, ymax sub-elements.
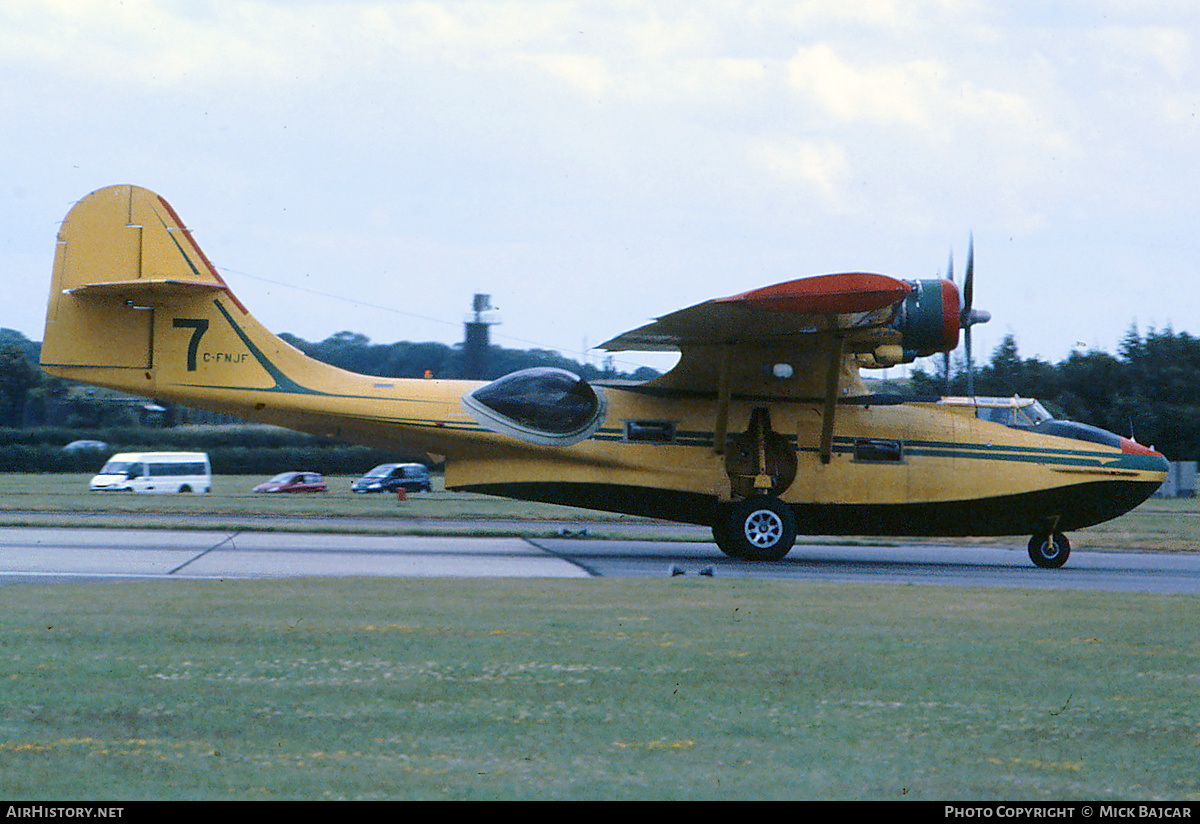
<box><xmin>39</xmin><ymin>185</ymin><xmax>374</xmax><ymax>423</ymax></box>
<box><xmin>41</xmin><ymin>185</ymin><xmax>234</xmax><ymax>384</ymax></box>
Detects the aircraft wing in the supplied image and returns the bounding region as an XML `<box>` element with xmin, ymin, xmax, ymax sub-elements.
<box><xmin>599</xmin><ymin>272</ymin><xmax>914</xmax><ymax>352</ymax></box>
<box><xmin>599</xmin><ymin>270</ymin><xmax>962</xmax><ymax>464</ymax></box>
<box><xmin>599</xmin><ymin>270</ymin><xmax>964</xmax><ymax>407</ymax></box>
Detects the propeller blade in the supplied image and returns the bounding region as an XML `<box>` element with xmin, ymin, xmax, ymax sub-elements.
<box><xmin>938</xmin><ymin>235</ymin><xmax>987</xmax><ymax>396</ymax></box>
<box><xmin>962</xmin><ymin>233</ymin><xmax>974</xmax><ymax>317</ymax></box>
<box><xmin>965</xmin><ymin>324</ymin><xmax>974</xmax><ymax>397</ymax></box>
<box><xmin>961</xmin><ymin>236</ymin><xmax>989</xmax><ymax>327</ymax></box>
<box><xmin>955</xmin><ymin>234</ymin><xmax>984</xmax><ymax>396</ymax></box>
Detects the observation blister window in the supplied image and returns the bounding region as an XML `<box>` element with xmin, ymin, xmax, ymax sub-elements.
<box><xmin>461</xmin><ymin>368</ymin><xmax>606</xmax><ymax>447</ymax></box>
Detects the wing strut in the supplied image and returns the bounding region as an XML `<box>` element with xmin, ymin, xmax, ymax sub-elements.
<box><xmin>818</xmin><ymin>335</ymin><xmax>844</xmax><ymax>464</ymax></box>
<box><xmin>713</xmin><ymin>346</ymin><xmax>732</xmax><ymax>455</ymax></box>
<box><xmin>752</xmin><ymin>408</ymin><xmax>773</xmax><ymax>491</ymax></box>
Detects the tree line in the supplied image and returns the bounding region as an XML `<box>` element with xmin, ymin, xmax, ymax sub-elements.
<box><xmin>910</xmin><ymin>326</ymin><xmax>1200</xmax><ymax>460</ymax></box>
<box><xmin>0</xmin><ymin>327</ymin><xmax>659</xmax><ymax>430</ymax></box>
<box><xmin>2</xmin><ymin>324</ymin><xmax>1197</xmax><ymax>460</ymax></box>
<box><xmin>276</xmin><ymin>331</ymin><xmax>660</xmax><ymax>384</ymax></box>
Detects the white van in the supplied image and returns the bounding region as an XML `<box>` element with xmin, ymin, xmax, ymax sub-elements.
<box><xmin>90</xmin><ymin>452</ymin><xmax>212</xmax><ymax>494</ymax></box>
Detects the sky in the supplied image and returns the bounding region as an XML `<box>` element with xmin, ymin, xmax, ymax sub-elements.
<box><xmin>4</xmin><ymin>0</ymin><xmax>1200</xmax><ymax>379</ymax></box>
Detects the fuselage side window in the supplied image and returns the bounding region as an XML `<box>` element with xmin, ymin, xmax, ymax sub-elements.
<box><xmin>853</xmin><ymin>438</ymin><xmax>904</xmax><ymax>463</ymax></box>
<box><xmin>625</xmin><ymin>421</ymin><xmax>676</xmax><ymax>444</ymax></box>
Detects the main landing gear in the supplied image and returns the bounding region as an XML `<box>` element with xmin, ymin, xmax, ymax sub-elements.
<box><xmin>1028</xmin><ymin>532</ymin><xmax>1070</xmax><ymax>569</ymax></box>
<box><xmin>712</xmin><ymin>406</ymin><xmax>799</xmax><ymax>562</ymax></box>
<box><xmin>712</xmin><ymin>497</ymin><xmax>797</xmax><ymax>562</ymax></box>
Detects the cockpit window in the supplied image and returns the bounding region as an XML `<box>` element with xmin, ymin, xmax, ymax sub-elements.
<box><xmin>978</xmin><ymin>406</ymin><xmax>1014</xmax><ymax>426</ymax></box>
<box><xmin>1023</xmin><ymin>401</ymin><xmax>1053</xmax><ymax>425</ymax></box>
<box><xmin>461</xmin><ymin>367</ymin><xmax>605</xmax><ymax>447</ymax></box>
<box><xmin>970</xmin><ymin>398</ymin><xmax>1121</xmax><ymax>448</ymax></box>
<box><xmin>1004</xmin><ymin>401</ymin><xmax>1055</xmax><ymax>428</ymax></box>
<box><xmin>974</xmin><ymin>399</ymin><xmax>1054</xmax><ymax>429</ymax></box>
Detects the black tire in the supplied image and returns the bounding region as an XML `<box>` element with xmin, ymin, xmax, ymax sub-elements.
<box><xmin>178</xmin><ymin>485</ymin><xmax>192</xmax><ymax>494</ymax></box>
<box><xmin>711</xmin><ymin>520</ymin><xmax>745</xmax><ymax>559</ymax></box>
<box><xmin>718</xmin><ymin>497</ymin><xmax>797</xmax><ymax>562</ymax></box>
<box><xmin>1028</xmin><ymin>532</ymin><xmax>1070</xmax><ymax>568</ymax></box>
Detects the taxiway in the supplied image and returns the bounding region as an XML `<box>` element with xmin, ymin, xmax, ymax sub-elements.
<box><xmin>2</xmin><ymin>527</ymin><xmax>1199</xmax><ymax>594</ymax></box>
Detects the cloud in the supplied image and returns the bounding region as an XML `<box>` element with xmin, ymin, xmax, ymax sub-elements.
<box><xmin>751</xmin><ymin>138</ymin><xmax>850</xmax><ymax>205</ymax></box>
<box><xmin>3</xmin><ymin>0</ymin><xmax>1200</xmax><ymax>367</ymax></box>
<box><xmin>785</xmin><ymin>43</ymin><xmax>946</xmax><ymax>130</ymax></box>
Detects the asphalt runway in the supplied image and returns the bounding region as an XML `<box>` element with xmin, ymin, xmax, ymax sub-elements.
<box><xmin>2</xmin><ymin>526</ymin><xmax>1200</xmax><ymax>594</ymax></box>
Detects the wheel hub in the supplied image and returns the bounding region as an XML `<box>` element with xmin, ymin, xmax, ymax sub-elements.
<box><xmin>744</xmin><ymin>509</ymin><xmax>784</xmax><ymax>547</ymax></box>
<box><xmin>1039</xmin><ymin>539</ymin><xmax>1061</xmax><ymax>560</ymax></box>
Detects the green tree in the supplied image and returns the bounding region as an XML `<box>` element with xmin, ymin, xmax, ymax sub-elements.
<box><xmin>0</xmin><ymin>341</ymin><xmax>37</xmax><ymax>427</ymax></box>
<box><xmin>1118</xmin><ymin>326</ymin><xmax>1200</xmax><ymax>458</ymax></box>
<box><xmin>913</xmin><ymin>327</ymin><xmax>1200</xmax><ymax>458</ymax></box>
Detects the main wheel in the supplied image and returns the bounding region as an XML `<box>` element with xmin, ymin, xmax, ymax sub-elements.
<box><xmin>716</xmin><ymin>497</ymin><xmax>797</xmax><ymax>562</ymax></box>
<box><xmin>711</xmin><ymin>518</ymin><xmax>760</xmax><ymax>559</ymax></box>
<box><xmin>710</xmin><ymin>520</ymin><xmax>743</xmax><ymax>558</ymax></box>
<box><xmin>1028</xmin><ymin>532</ymin><xmax>1070</xmax><ymax>568</ymax></box>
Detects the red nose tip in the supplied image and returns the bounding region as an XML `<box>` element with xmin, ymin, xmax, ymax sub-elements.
<box><xmin>1121</xmin><ymin>437</ymin><xmax>1163</xmax><ymax>457</ymax></box>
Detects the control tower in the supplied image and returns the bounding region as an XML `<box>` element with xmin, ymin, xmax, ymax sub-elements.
<box><xmin>462</xmin><ymin>293</ymin><xmax>500</xmax><ymax>379</ymax></box>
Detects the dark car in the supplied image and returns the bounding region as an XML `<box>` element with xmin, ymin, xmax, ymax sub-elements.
<box><xmin>253</xmin><ymin>471</ymin><xmax>327</xmax><ymax>493</ymax></box>
<box><xmin>351</xmin><ymin>463</ymin><xmax>432</xmax><ymax>493</ymax></box>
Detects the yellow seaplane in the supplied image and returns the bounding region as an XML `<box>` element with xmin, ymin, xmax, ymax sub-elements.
<box><xmin>39</xmin><ymin>185</ymin><xmax>1168</xmax><ymax>568</ymax></box>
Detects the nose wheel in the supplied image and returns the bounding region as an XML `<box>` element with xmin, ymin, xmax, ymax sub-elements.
<box><xmin>712</xmin><ymin>497</ymin><xmax>797</xmax><ymax>561</ymax></box>
<box><xmin>1028</xmin><ymin>532</ymin><xmax>1070</xmax><ymax>568</ymax></box>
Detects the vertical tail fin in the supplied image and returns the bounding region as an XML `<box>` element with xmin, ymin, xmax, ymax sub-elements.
<box><xmin>41</xmin><ymin>185</ymin><xmax>233</xmax><ymax>377</ymax></box>
<box><xmin>39</xmin><ymin>185</ymin><xmax>310</xmax><ymax>409</ymax></box>
<box><xmin>39</xmin><ymin>185</ymin><xmax>476</xmax><ymax>454</ymax></box>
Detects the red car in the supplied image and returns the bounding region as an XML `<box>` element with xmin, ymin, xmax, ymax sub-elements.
<box><xmin>253</xmin><ymin>472</ymin><xmax>327</xmax><ymax>493</ymax></box>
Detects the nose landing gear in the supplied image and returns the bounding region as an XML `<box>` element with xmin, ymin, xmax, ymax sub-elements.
<box><xmin>1028</xmin><ymin>532</ymin><xmax>1070</xmax><ymax>568</ymax></box>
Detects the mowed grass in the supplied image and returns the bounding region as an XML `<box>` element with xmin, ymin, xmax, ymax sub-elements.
<box><xmin>0</xmin><ymin>473</ymin><xmax>658</xmax><ymax>528</ymax></box>
<box><xmin>0</xmin><ymin>473</ymin><xmax>1197</xmax><ymax>549</ymax></box>
<box><xmin>1</xmin><ymin>577</ymin><xmax>1198</xmax><ymax>800</ymax></box>
<box><xmin>1068</xmin><ymin>498</ymin><xmax>1200</xmax><ymax>552</ymax></box>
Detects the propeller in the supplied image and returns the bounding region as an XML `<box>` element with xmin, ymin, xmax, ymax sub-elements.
<box><xmin>943</xmin><ymin>251</ymin><xmax>954</xmax><ymax>395</ymax></box>
<box><xmin>943</xmin><ymin>235</ymin><xmax>991</xmax><ymax>397</ymax></box>
<box><xmin>959</xmin><ymin>235</ymin><xmax>992</xmax><ymax>396</ymax></box>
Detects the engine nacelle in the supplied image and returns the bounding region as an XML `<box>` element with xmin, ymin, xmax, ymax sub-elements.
<box><xmin>896</xmin><ymin>278</ymin><xmax>961</xmax><ymax>361</ymax></box>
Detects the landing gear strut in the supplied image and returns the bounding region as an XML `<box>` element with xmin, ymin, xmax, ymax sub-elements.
<box><xmin>712</xmin><ymin>497</ymin><xmax>797</xmax><ymax>562</ymax></box>
<box><xmin>1028</xmin><ymin>532</ymin><xmax>1070</xmax><ymax>568</ymax></box>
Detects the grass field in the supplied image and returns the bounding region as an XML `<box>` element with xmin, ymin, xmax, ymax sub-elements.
<box><xmin>1</xmin><ymin>473</ymin><xmax>1197</xmax><ymax>800</ymax></box>
<box><xmin>0</xmin><ymin>472</ymin><xmax>671</xmax><ymax>528</ymax></box>
<box><xmin>0</xmin><ymin>473</ymin><xmax>1197</xmax><ymax>550</ymax></box>
<box><xmin>1</xmin><ymin>577</ymin><xmax>1198</xmax><ymax>800</ymax></box>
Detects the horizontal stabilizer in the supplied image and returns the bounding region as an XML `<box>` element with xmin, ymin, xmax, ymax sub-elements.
<box><xmin>64</xmin><ymin>279</ymin><xmax>227</xmax><ymax>299</ymax></box>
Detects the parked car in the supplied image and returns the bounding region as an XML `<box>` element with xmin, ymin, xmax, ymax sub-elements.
<box><xmin>63</xmin><ymin>439</ymin><xmax>109</xmax><ymax>453</ymax></box>
<box><xmin>351</xmin><ymin>463</ymin><xmax>432</xmax><ymax>493</ymax></box>
<box><xmin>253</xmin><ymin>471</ymin><xmax>327</xmax><ymax>493</ymax></box>
<box><xmin>90</xmin><ymin>452</ymin><xmax>211</xmax><ymax>494</ymax></box>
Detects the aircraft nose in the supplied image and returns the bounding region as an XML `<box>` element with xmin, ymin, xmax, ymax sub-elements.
<box><xmin>1121</xmin><ymin>436</ymin><xmax>1168</xmax><ymax>465</ymax></box>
